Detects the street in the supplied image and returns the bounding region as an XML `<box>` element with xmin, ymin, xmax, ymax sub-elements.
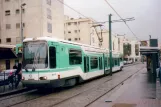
<box><xmin>0</xmin><ymin>64</ymin><xmax>144</xmax><ymax>107</ymax></box>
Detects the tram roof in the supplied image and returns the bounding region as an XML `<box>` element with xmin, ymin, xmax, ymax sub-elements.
<box><xmin>24</xmin><ymin>36</ymin><xmax>122</xmax><ymax>55</ymax></box>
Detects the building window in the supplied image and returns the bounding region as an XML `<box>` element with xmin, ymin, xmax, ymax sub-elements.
<box><xmin>90</xmin><ymin>57</ymin><xmax>98</xmax><ymax>69</ymax></box>
<box><xmin>5</xmin><ymin>10</ymin><xmax>10</xmax><ymax>16</ymax></box>
<box><xmin>47</xmin><ymin>8</ymin><xmax>52</xmax><ymax>19</ymax></box>
<box><xmin>6</xmin><ymin>38</ymin><xmax>11</xmax><ymax>43</ymax></box>
<box><xmin>68</xmin><ymin>23</ymin><xmax>71</xmax><ymax>26</ymax></box>
<box><xmin>74</xmin><ymin>30</ymin><xmax>77</xmax><ymax>33</ymax></box>
<box><xmin>5</xmin><ymin>0</ymin><xmax>10</xmax><ymax>2</ymax></box>
<box><xmin>74</xmin><ymin>22</ymin><xmax>77</xmax><ymax>25</ymax></box>
<box><xmin>46</xmin><ymin>0</ymin><xmax>51</xmax><ymax>5</ymax></box>
<box><xmin>68</xmin><ymin>38</ymin><xmax>71</xmax><ymax>41</ymax></box>
<box><xmin>6</xmin><ymin>24</ymin><xmax>11</xmax><ymax>29</ymax></box>
<box><xmin>92</xmin><ymin>38</ymin><xmax>95</xmax><ymax>43</ymax></box>
<box><xmin>16</xmin><ymin>23</ymin><xmax>20</xmax><ymax>29</ymax></box>
<box><xmin>16</xmin><ymin>9</ymin><xmax>20</xmax><ymax>14</ymax></box>
<box><xmin>23</xmin><ymin>23</ymin><xmax>25</xmax><ymax>27</ymax></box>
<box><xmin>68</xmin><ymin>31</ymin><xmax>71</xmax><ymax>34</ymax></box>
<box><xmin>0</xmin><ymin>39</ymin><xmax>1</xmax><ymax>44</ymax></box>
<box><xmin>78</xmin><ymin>30</ymin><xmax>80</xmax><ymax>32</ymax></box>
<box><xmin>69</xmin><ymin>49</ymin><xmax>82</xmax><ymax>65</ymax></box>
<box><xmin>22</xmin><ymin>9</ymin><xmax>25</xmax><ymax>13</ymax></box>
<box><xmin>47</xmin><ymin>23</ymin><xmax>52</xmax><ymax>33</ymax></box>
<box><xmin>79</xmin><ymin>38</ymin><xmax>80</xmax><ymax>40</ymax></box>
<box><xmin>75</xmin><ymin>38</ymin><xmax>78</xmax><ymax>41</ymax></box>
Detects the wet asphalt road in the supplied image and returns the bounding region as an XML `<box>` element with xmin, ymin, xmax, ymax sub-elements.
<box><xmin>0</xmin><ymin>64</ymin><xmax>145</xmax><ymax>107</ymax></box>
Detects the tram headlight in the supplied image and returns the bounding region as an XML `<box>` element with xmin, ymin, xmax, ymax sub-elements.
<box><xmin>39</xmin><ymin>76</ymin><xmax>47</xmax><ymax>80</ymax></box>
<box><xmin>58</xmin><ymin>74</ymin><xmax>60</xmax><ymax>79</ymax></box>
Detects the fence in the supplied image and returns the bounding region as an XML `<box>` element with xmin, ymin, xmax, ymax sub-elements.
<box><xmin>0</xmin><ymin>71</ymin><xmax>22</xmax><ymax>93</ymax></box>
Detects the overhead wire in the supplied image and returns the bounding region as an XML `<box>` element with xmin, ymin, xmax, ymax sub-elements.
<box><xmin>56</xmin><ymin>0</ymin><xmax>88</xmax><ymax>18</ymax></box>
<box><xmin>104</xmin><ymin>0</ymin><xmax>139</xmax><ymax>40</ymax></box>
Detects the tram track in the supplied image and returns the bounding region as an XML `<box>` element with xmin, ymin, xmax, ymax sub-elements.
<box><xmin>0</xmin><ymin>89</ymin><xmax>37</xmax><ymax>102</ymax></box>
<box><xmin>0</xmin><ymin>77</ymin><xmax>111</xmax><ymax>107</ymax></box>
<box><xmin>48</xmin><ymin>66</ymin><xmax>145</xmax><ymax>107</ymax></box>
<box><xmin>0</xmin><ymin>64</ymin><xmax>143</xmax><ymax>107</ymax></box>
<box><xmin>0</xmin><ymin>88</ymin><xmax>61</xmax><ymax>107</ymax></box>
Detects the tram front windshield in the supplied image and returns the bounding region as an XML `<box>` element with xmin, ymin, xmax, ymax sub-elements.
<box><xmin>23</xmin><ymin>41</ymin><xmax>48</xmax><ymax>69</ymax></box>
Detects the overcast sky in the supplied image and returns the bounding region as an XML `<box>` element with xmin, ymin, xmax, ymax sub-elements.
<box><xmin>64</xmin><ymin>0</ymin><xmax>161</xmax><ymax>43</ymax></box>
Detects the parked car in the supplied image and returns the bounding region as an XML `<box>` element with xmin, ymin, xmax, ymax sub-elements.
<box><xmin>127</xmin><ymin>60</ymin><xmax>133</xmax><ymax>64</ymax></box>
<box><xmin>123</xmin><ymin>60</ymin><xmax>127</xmax><ymax>65</ymax></box>
<box><xmin>0</xmin><ymin>69</ymin><xmax>17</xmax><ymax>86</ymax></box>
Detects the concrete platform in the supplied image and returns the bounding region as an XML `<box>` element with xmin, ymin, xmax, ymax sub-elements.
<box><xmin>89</xmin><ymin>68</ymin><xmax>161</xmax><ymax>107</ymax></box>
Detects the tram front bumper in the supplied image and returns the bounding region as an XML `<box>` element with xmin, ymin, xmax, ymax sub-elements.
<box><xmin>22</xmin><ymin>79</ymin><xmax>65</xmax><ymax>88</ymax></box>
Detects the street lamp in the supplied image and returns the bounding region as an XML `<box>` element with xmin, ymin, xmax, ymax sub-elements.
<box><xmin>21</xmin><ymin>3</ymin><xmax>26</xmax><ymax>44</ymax></box>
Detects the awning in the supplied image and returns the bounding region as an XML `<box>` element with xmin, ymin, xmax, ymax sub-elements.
<box><xmin>0</xmin><ymin>48</ymin><xmax>17</xmax><ymax>59</ymax></box>
<box><xmin>140</xmin><ymin>46</ymin><xmax>160</xmax><ymax>55</ymax></box>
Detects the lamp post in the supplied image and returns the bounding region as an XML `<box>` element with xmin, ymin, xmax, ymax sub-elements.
<box><xmin>20</xmin><ymin>3</ymin><xmax>26</xmax><ymax>44</ymax></box>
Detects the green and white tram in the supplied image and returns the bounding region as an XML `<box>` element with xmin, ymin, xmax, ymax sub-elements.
<box><xmin>22</xmin><ymin>37</ymin><xmax>123</xmax><ymax>88</ymax></box>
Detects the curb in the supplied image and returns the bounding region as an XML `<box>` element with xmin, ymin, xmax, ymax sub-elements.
<box><xmin>0</xmin><ymin>88</ymin><xmax>28</xmax><ymax>98</ymax></box>
<box><xmin>124</xmin><ymin>62</ymin><xmax>141</xmax><ymax>68</ymax></box>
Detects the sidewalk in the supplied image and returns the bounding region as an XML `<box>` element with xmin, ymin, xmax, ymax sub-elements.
<box><xmin>0</xmin><ymin>82</ymin><xmax>23</xmax><ymax>95</ymax></box>
<box><xmin>89</xmin><ymin>68</ymin><xmax>161</xmax><ymax>107</ymax></box>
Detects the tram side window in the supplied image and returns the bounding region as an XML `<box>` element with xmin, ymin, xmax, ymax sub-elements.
<box><xmin>99</xmin><ymin>57</ymin><xmax>103</xmax><ymax>70</ymax></box>
<box><xmin>115</xmin><ymin>58</ymin><xmax>117</xmax><ymax>66</ymax></box>
<box><xmin>104</xmin><ymin>57</ymin><xmax>107</xmax><ymax>67</ymax></box>
<box><xmin>49</xmin><ymin>47</ymin><xmax>56</xmax><ymax>68</ymax></box>
<box><xmin>69</xmin><ymin>49</ymin><xmax>82</xmax><ymax>65</ymax></box>
<box><xmin>120</xmin><ymin>58</ymin><xmax>122</xmax><ymax>62</ymax></box>
<box><xmin>108</xmin><ymin>58</ymin><xmax>110</xmax><ymax>67</ymax></box>
<box><xmin>90</xmin><ymin>57</ymin><xmax>98</xmax><ymax>69</ymax></box>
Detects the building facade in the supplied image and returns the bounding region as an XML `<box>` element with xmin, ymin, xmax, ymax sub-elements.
<box><xmin>0</xmin><ymin>0</ymin><xmax>64</xmax><ymax>45</ymax></box>
<box><xmin>123</xmin><ymin>38</ymin><xmax>140</xmax><ymax>62</ymax></box>
<box><xmin>64</xmin><ymin>16</ymin><xmax>100</xmax><ymax>47</ymax></box>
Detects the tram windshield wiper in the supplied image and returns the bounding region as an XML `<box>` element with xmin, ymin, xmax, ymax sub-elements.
<box><xmin>23</xmin><ymin>42</ymin><xmax>48</xmax><ymax>69</ymax></box>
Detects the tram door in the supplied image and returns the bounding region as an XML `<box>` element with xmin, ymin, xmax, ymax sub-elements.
<box><xmin>84</xmin><ymin>56</ymin><xmax>89</xmax><ymax>73</ymax></box>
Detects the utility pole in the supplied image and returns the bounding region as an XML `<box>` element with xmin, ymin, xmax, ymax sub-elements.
<box><xmin>20</xmin><ymin>3</ymin><xmax>26</xmax><ymax>44</ymax></box>
<box><xmin>109</xmin><ymin>14</ymin><xmax>112</xmax><ymax>76</ymax></box>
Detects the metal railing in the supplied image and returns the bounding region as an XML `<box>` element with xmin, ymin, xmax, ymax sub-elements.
<box><xmin>0</xmin><ymin>72</ymin><xmax>22</xmax><ymax>93</ymax></box>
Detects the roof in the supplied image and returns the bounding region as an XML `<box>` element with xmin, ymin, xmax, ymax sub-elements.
<box><xmin>0</xmin><ymin>48</ymin><xmax>17</xmax><ymax>59</ymax></box>
<box><xmin>0</xmin><ymin>44</ymin><xmax>15</xmax><ymax>49</ymax></box>
<box><xmin>140</xmin><ymin>46</ymin><xmax>160</xmax><ymax>55</ymax></box>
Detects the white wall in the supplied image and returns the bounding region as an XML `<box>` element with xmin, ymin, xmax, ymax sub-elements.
<box><xmin>0</xmin><ymin>0</ymin><xmax>64</xmax><ymax>45</ymax></box>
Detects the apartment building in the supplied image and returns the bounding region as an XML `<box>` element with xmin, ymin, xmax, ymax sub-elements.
<box><xmin>123</xmin><ymin>38</ymin><xmax>140</xmax><ymax>61</ymax></box>
<box><xmin>64</xmin><ymin>16</ymin><xmax>100</xmax><ymax>47</ymax></box>
<box><xmin>0</xmin><ymin>0</ymin><xmax>64</xmax><ymax>45</ymax></box>
<box><xmin>64</xmin><ymin>16</ymin><xmax>125</xmax><ymax>55</ymax></box>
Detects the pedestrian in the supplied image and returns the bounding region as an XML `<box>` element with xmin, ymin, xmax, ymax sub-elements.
<box><xmin>8</xmin><ymin>64</ymin><xmax>18</xmax><ymax>89</ymax></box>
<box><xmin>159</xmin><ymin>65</ymin><xmax>161</xmax><ymax>83</ymax></box>
<box><xmin>13</xmin><ymin>64</ymin><xmax>18</xmax><ymax>69</ymax></box>
<box><xmin>15</xmin><ymin>63</ymin><xmax>22</xmax><ymax>88</ymax></box>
